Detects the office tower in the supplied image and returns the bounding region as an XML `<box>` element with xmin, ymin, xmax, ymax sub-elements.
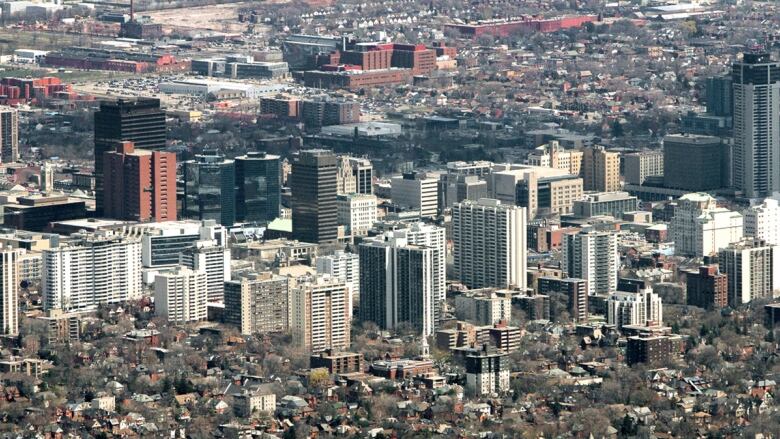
<box><xmin>465</xmin><ymin>345</ymin><xmax>509</xmax><ymax>396</ymax></box>
<box><xmin>336</xmin><ymin>156</ymin><xmax>356</xmax><ymax>195</ymax></box>
<box><xmin>733</xmin><ymin>52</ymin><xmax>780</xmax><ymax>199</ymax></box>
<box><xmin>42</xmin><ymin>233</ymin><xmax>142</xmax><ymax>311</ymax></box>
<box><xmin>103</xmin><ymin>141</ymin><xmax>176</xmax><ymax>222</ymax></box>
<box><xmin>537</xmin><ymin>277</ymin><xmax>588</xmax><ymax>322</ymax></box>
<box><xmin>563</xmin><ymin>230</ymin><xmax>618</xmax><ymax>296</ymax></box>
<box><xmin>224</xmin><ymin>272</ymin><xmax>289</xmax><ymax>335</ymax></box>
<box><xmin>234</xmin><ymin>152</ymin><xmax>281</xmax><ymax>224</ymax></box>
<box><xmin>452</xmin><ymin>199</ymin><xmax>527</xmax><ymax>290</ymax></box>
<box><xmin>572</xmin><ymin>191</ymin><xmax>639</xmax><ymax>219</ymax></box>
<box><xmin>290</xmin><ymin>275</ymin><xmax>350</xmax><ymax>353</ymax></box>
<box><xmin>491</xmin><ymin>167</ymin><xmax>583</xmax><ymax>219</ymax></box>
<box><xmin>454</xmin><ymin>290</ymin><xmax>512</xmax><ymax>326</ymax></box>
<box><xmin>0</xmin><ymin>248</ymin><xmax>20</xmax><ymax>335</ymax></box>
<box><xmin>525</xmin><ymin>140</ymin><xmax>583</xmax><ymax>175</ymax></box>
<box><xmin>719</xmin><ymin>238</ymin><xmax>780</xmax><ymax>306</ymax></box>
<box><xmin>438</xmin><ymin>174</ymin><xmax>488</xmax><ymax>213</ymax></box>
<box><xmin>93</xmin><ymin>98</ymin><xmax>166</xmax><ymax>215</ymax></box>
<box><xmin>2</xmin><ymin>194</ymin><xmax>86</xmax><ymax>232</ymax></box>
<box><xmin>184</xmin><ymin>151</ymin><xmax>236</xmax><ymax>226</ymax></box>
<box><xmin>686</xmin><ymin>265</ymin><xmax>728</xmax><ymax>309</ymax></box>
<box><xmin>359</xmin><ymin>232</ymin><xmax>437</xmax><ymax>335</ymax></box>
<box><xmin>607</xmin><ymin>288</ymin><xmax>663</xmax><ymax>329</ymax></box>
<box><xmin>663</xmin><ymin>134</ymin><xmax>726</xmax><ymax>191</ymax></box>
<box><xmin>626</xmin><ymin>335</ymin><xmax>680</xmax><ymax>366</ymax></box>
<box><xmin>744</xmin><ymin>197</ymin><xmax>780</xmax><ymax>245</ymax></box>
<box><xmin>337</xmin><ymin>194</ymin><xmax>377</xmax><ymax>238</ymax></box>
<box><xmin>291</xmin><ymin>149</ymin><xmax>338</xmax><ymax>245</ymax></box>
<box><xmin>349</xmin><ymin>157</ymin><xmax>373</xmax><ymax>194</ymax></box>
<box><xmin>670</xmin><ymin>192</ymin><xmax>743</xmax><ymax>257</ymax></box>
<box><xmin>706</xmin><ymin>75</ymin><xmax>733</xmax><ymax>117</ymax></box>
<box><xmin>154</xmin><ymin>267</ymin><xmax>207</xmax><ymax>323</ymax></box>
<box><xmin>41</xmin><ymin>163</ymin><xmax>54</xmax><ymax>192</ymax></box>
<box><xmin>117</xmin><ymin>220</ymin><xmax>217</xmax><ymax>268</ymax></box>
<box><xmin>391</xmin><ymin>172</ymin><xmax>439</xmax><ymax>218</ymax></box>
<box><xmin>581</xmin><ymin>146</ymin><xmax>620</xmax><ymax>192</ymax></box>
<box><xmin>180</xmin><ymin>241</ymin><xmax>231</xmax><ymax>303</ymax></box>
<box><xmin>0</xmin><ymin>107</ymin><xmax>18</xmax><ymax>163</ymax></box>
<box><xmin>316</xmin><ymin>250</ymin><xmax>359</xmax><ymax>311</ymax></box>
<box><xmin>624</xmin><ymin>150</ymin><xmax>663</xmax><ymax>186</ymax></box>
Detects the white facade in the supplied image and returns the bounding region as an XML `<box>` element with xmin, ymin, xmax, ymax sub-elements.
<box><xmin>391</xmin><ymin>172</ymin><xmax>439</xmax><ymax>218</ymax></box>
<box><xmin>670</xmin><ymin>193</ymin><xmax>743</xmax><ymax>257</ymax></box>
<box><xmin>563</xmin><ymin>230</ymin><xmax>619</xmax><ymax>295</ymax></box>
<box><xmin>154</xmin><ymin>267</ymin><xmax>208</xmax><ymax>323</ymax></box>
<box><xmin>0</xmin><ymin>248</ymin><xmax>20</xmax><ymax>336</ymax></box>
<box><xmin>744</xmin><ymin>197</ymin><xmax>780</xmax><ymax>246</ymax></box>
<box><xmin>452</xmin><ymin>199</ymin><xmax>527</xmax><ymax>290</ymax></box>
<box><xmin>316</xmin><ymin>250</ymin><xmax>360</xmax><ymax>313</ymax></box>
<box><xmin>180</xmin><ymin>240</ymin><xmax>231</xmax><ymax>303</ymax></box>
<box><xmin>454</xmin><ymin>291</ymin><xmax>512</xmax><ymax>326</ymax></box>
<box><xmin>719</xmin><ymin>238</ymin><xmax>780</xmax><ymax>306</ymax></box>
<box><xmin>42</xmin><ymin>233</ymin><xmax>142</xmax><ymax>311</ymax></box>
<box><xmin>290</xmin><ymin>275</ymin><xmax>350</xmax><ymax>353</ymax></box>
<box><xmin>607</xmin><ymin>288</ymin><xmax>663</xmax><ymax>329</ymax></box>
<box><xmin>624</xmin><ymin>150</ymin><xmax>664</xmax><ymax>186</ymax></box>
<box><xmin>337</xmin><ymin>194</ymin><xmax>377</xmax><ymax>237</ymax></box>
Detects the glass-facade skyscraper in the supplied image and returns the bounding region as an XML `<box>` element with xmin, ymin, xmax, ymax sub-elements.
<box><xmin>184</xmin><ymin>151</ymin><xmax>236</xmax><ymax>226</ymax></box>
<box><xmin>234</xmin><ymin>152</ymin><xmax>281</xmax><ymax>224</ymax></box>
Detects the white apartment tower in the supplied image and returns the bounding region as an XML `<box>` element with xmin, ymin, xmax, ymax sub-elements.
<box><xmin>452</xmin><ymin>198</ymin><xmax>527</xmax><ymax>290</ymax></box>
<box><xmin>607</xmin><ymin>288</ymin><xmax>663</xmax><ymax>329</ymax></box>
<box><xmin>316</xmin><ymin>250</ymin><xmax>360</xmax><ymax>312</ymax></box>
<box><xmin>154</xmin><ymin>267</ymin><xmax>208</xmax><ymax>323</ymax></box>
<box><xmin>744</xmin><ymin>197</ymin><xmax>780</xmax><ymax>245</ymax></box>
<box><xmin>180</xmin><ymin>240</ymin><xmax>231</xmax><ymax>303</ymax></box>
<box><xmin>718</xmin><ymin>238</ymin><xmax>780</xmax><ymax>306</ymax></box>
<box><xmin>563</xmin><ymin>230</ymin><xmax>619</xmax><ymax>295</ymax></box>
<box><xmin>391</xmin><ymin>172</ymin><xmax>439</xmax><ymax>218</ymax></box>
<box><xmin>670</xmin><ymin>192</ymin><xmax>743</xmax><ymax>257</ymax></box>
<box><xmin>0</xmin><ymin>248</ymin><xmax>20</xmax><ymax>335</ymax></box>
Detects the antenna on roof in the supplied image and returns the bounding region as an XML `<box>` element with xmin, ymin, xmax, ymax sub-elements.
<box><xmin>130</xmin><ymin>0</ymin><xmax>134</xmax><ymax>21</ymax></box>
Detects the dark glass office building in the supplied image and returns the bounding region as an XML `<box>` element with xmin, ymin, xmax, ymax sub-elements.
<box><xmin>93</xmin><ymin>98</ymin><xmax>166</xmax><ymax>215</ymax></box>
<box><xmin>291</xmin><ymin>149</ymin><xmax>337</xmax><ymax>244</ymax></box>
<box><xmin>183</xmin><ymin>151</ymin><xmax>236</xmax><ymax>226</ymax></box>
<box><xmin>234</xmin><ymin>152</ymin><xmax>281</xmax><ymax>224</ymax></box>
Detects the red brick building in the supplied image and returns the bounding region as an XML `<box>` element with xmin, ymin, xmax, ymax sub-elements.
<box><xmin>686</xmin><ymin>265</ymin><xmax>728</xmax><ymax>309</ymax></box>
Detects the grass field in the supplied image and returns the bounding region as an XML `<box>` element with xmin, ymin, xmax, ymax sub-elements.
<box><xmin>0</xmin><ymin>64</ymin><xmax>137</xmax><ymax>83</ymax></box>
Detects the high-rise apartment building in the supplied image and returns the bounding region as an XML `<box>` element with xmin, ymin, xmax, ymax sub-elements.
<box><xmin>582</xmin><ymin>146</ymin><xmax>620</xmax><ymax>192</ymax></box>
<box><xmin>563</xmin><ymin>230</ymin><xmax>618</xmax><ymax>296</ymax></box>
<box><xmin>744</xmin><ymin>197</ymin><xmax>780</xmax><ymax>245</ymax></box>
<box><xmin>154</xmin><ymin>267</ymin><xmax>208</xmax><ymax>323</ymax></box>
<box><xmin>719</xmin><ymin>238</ymin><xmax>780</xmax><ymax>306</ymax></box>
<box><xmin>103</xmin><ymin>141</ymin><xmax>176</xmax><ymax>222</ymax></box>
<box><xmin>291</xmin><ymin>149</ymin><xmax>338</xmax><ymax>245</ymax></box>
<box><xmin>0</xmin><ymin>106</ymin><xmax>19</xmax><ymax>163</ymax></box>
<box><xmin>290</xmin><ymin>275</ymin><xmax>350</xmax><ymax>353</ymax></box>
<box><xmin>234</xmin><ymin>152</ymin><xmax>281</xmax><ymax>224</ymax></box>
<box><xmin>670</xmin><ymin>192</ymin><xmax>743</xmax><ymax>257</ymax></box>
<box><xmin>733</xmin><ymin>52</ymin><xmax>780</xmax><ymax>199</ymax></box>
<box><xmin>452</xmin><ymin>199</ymin><xmax>527</xmax><ymax>290</ymax></box>
<box><xmin>624</xmin><ymin>150</ymin><xmax>663</xmax><ymax>186</ymax></box>
<box><xmin>359</xmin><ymin>232</ymin><xmax>437</xmax><ymax>336</ymax></box>
<box><xmin>93</xmin><ymin>98</ymin><xmax>166</xmax><ymax>215</ymax></box>
<box><xmin>537</xmin><ymin>277</ymin><xmax>589</xmax><ymax>322</ymax></box>
<box><xmin>42</xmin><ymin>233</ymin><xmax>142</xmax><ymax>311</ymax></box>
<box><xmin>316</xmin><ymin>251</ymin><xmax>359</xmax><ymax>312</ymax></box>
<box><xmin>184</xmin><ymin>151</ymin><xmax>236</xmax><ymax>226</ymax></box>
<box><xmin>224</xmin><ymin>272</ymin><xmax>289</xmax><ymax>335</ymax></box>
<box><xmin>0</xmin><ymin>248</ymin><xmax>20</xmax><ymax>336</ymax></box>
<box><xmin>686</xmin><ymin>265</ymin><xmax>728</xmax><ymax>309</ymax></box>
<box><xmin>607</xmin><ymin>288</ymin><xmax>663</xmax><ymax>329</ymax></box>
<box><xmin>465</xmin><ymin>345</ymin><xmax>510</xmax><ymax>396</ymax></box>
<box><xmin>391</xmin><ymin>172</ymin><xmax>439</xmax><ymax>218</ymax></box>
<box><xmin>180</xmin><ymin>241</ymin><xmax>231</xmax><ymax>303</ymax></box>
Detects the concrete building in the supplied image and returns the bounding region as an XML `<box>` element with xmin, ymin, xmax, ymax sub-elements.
<box><xmin>733</xmin><ymin>52</ymin><xmax>780</xmax><ymax>199</ymax></box>
<box><xmin>607</xmin><ymin>288</ymin><xmax>663</xmax><ymax>329</ymax></box>
<box><xmin>224</xmin><ymin>272</ymin><xmax>289</xmax><ymax>335</ymax></box>
<box><xmin>563</xmin><ymin>230</ymin><xmax>618</xmax><ymax>296</ymax></box>
<box><xmin>103</xmin><ymin>141</ymin><xmax>176</xmax><ymax>223</ymax></box>
<box><xmin>582</xmin><ymin>146</ymin><xmax>620</xmax><ymax>192</ymax></box>
<box><xmin>291</xmin><ymin>150</ymin><xmax>338</xmax><ymax>245</ymax></box>
<box><xmin>537</xmin><ymin>277</ymin><xmax>589</xmax><ymax>322</ymax></box>
<box><xmin>316</xmin><ymin>251</ymin><xmax>359</xmax><ymax>312</ymax></box>
<box><xmin>490</xmin><ymin>166</ymin><xmax>583</xmax><ymax>219</ymax></box>
<box><xmin>663</xmin><ymin>134</ymin><xmax>726</xmax><ymax>192</ymax></box>
<box><xmin>719</xmin><ymin>238</ymin><xmax>780</xmax><ymax>306</ymax></box>
<box><xmin>336</xmin><ymin>156</ymin><xmax>373</xmax><ymax>195</ymax></box>
<box><xmin>454</xmin><ymin>289</ymin><xmax>512</xmax><ymax>326</ymax></box>
<box><xmin>180</xmin><ymin>241</ymin><xmax>231</xmax><ymax>303</ymax></box>
<box><xmin>0</xmin><ymin>106</ymin><xmax>19</xmax><ymax>163</ymax></box>
<box><xmin>452</xmin><ymin>199</ymin><xmax>527</xmax><ymax>290</ymax></box>
<box><xmin>290</xmin><ymin>275</ymin><xmax>350</xmax><ymax>352</ymax></box>
<box><xmin>572</xmin><ymin>191</ymin><xmax>639</xmax><ymax>219</ymax></box>
<box><xmin>525</xmin><ymin>140</ymin><xmax>583</xmax><ymax>175</ymax></box>
<box><xmin>670</xmin><ymin>193</ymin><xmax>743</xmax><ymax>257</ymax></box>
<box><xmin>744</xmin><ymin>197</ymin><xmax>780</xmax><ymax>245</ymax></box>
<box><xmin>42</xmin><ymin>233</ymin><xmax>142</xmax><ymax>311</ymax></box>
<box><xmin>337</xmin><ymin>193</ymin><xmax>377</xmax><ymax>237</ymax></box>
<box><xmin>359</xmin><ymin>232</ymin><xmax>438</xmax><ymax>336</ymax></box>
<box><xmin>437</xmin><ymin>174</ymin><xmax>488</xmax><ymax>213</ymax></box>
<box><xmin>465</xmin><ymin>345</ymin><xmax>509</xmax><ymax>396</ymax></box>
<box><xmin>154</xmin><ymin>267</ymin><xmax>207</xmax><ymax>323</ymax></box>
<box><xmin>0</xmin><ymin>248</ymin><xmax>20</xmax><ymax>336</ymax></box>
<box><xmin>686</xmin><ymin>265</ymin><xmax>728</xmax><ymax>309</ymax></box>
<box><xmin>624</xmin><ymin>150</ymin><xmax>663</xmax><ymax>186</ymax></box>
<box><xmin>391</xmin><ymin>172</ymin><xmax>439</xmax><ymax>218</ymax></box>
